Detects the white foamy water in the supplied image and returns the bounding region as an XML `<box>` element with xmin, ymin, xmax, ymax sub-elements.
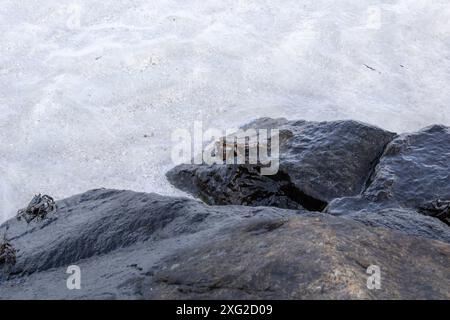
<box><xmin>1</xmin><ymin>0</ymin><xmax>450</xmax><ymax>221</ymax></box>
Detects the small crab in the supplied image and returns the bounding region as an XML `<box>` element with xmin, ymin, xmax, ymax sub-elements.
<box><xmin>17</xmin><ymin>194</ymin><xmax>57</xmax><ymax>224</ymax></box>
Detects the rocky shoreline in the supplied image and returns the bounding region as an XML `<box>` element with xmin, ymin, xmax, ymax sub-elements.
<box><xmin>0</xmin><ymin>118</ymin><xmax>449</xmax><ymax>299</ymax></box>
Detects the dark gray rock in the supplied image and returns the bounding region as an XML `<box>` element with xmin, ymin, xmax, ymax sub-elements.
<box><xmin>167</xmin><ymin>164</ymin><xmax>310</xmax><ymax>210</ymax></box>
<box><xmin>340</xmin><ymin>206</ymin><xmax>450</xmax><ymax>243</ymax></box>
<box><xmin>327</xmin><ymin>125</ymin><xmax>450</xmax><ymax>231</ymax></box>
<box><xmin>0</xmin><ymin>188</ymin><xmax>297</xmax><ymax>277</ymax></box>
<box><xmin>167</xmin><ymin>118</ymin><xmax>396</xmax><ymax>210</ymax></box>
<box><xmin>363</xmin><ymin>125</ymin><xmax>450</xmax><ymax>210</ymax></box>
<box><xmin>0</xmin><ymin>189</ymin><xmax>449</xmax><ymax>299</ymax></box>
<box><xmin>0</xmin><ymin>188</ymin><xmax>298</xmax><ymax>299</ymax></box>
<box><xmin>145</xmin><ymin>215</ymin><xmax>450</xmax><ymax>300</ymax></box>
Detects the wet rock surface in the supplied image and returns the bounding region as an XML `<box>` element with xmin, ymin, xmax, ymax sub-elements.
<box><xmin>0</xmin><ymin>189</ymin><xmax>449</xmax><ymax>299</ymax></box>
<box><xmin>167</xmin><ymin>118</ymin><xmax>396</xmax><ymax>210</ymax></box>
<box><xmin>0</xmin><ymin>189</ymin><xmax>297</xmax><ymax>278</ymax></box>
<box><xmin>343</xmin><ymin>207</ymin><xmax>450</xmax><ymax>243</ymax></box>
<box><xmin>327</xmin><ymin>125</ymin><xmax>450</xmax><ymax>230</ymax></box>
<box><xmin>168</xmin><ymin>118</ymin><xmax>450</xmax><ymax>244</ymax></box>
<box><xmin>0</xmin><ymin>189</ymin><xmax>299</xmax><ymax>299</ymax></box>
<box><xmin>1</xmin><ymin>119</ymin><xmax>449</xmax><ymax>299</ymax></box>
<box><xmin>146</xmin><ymin>215</ymin><xmax>450</xmax><ymax>300</ymax></box>
<box><xmin>362</xmin><ymin>125</ymin><xmax>450</xmax><ymax>209</ymax></box>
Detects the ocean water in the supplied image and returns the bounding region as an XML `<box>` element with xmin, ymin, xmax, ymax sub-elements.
<box><xmin>1</xmin><ymin>0</ymin><xmax>450</xmax><ymax>221</ymax></box>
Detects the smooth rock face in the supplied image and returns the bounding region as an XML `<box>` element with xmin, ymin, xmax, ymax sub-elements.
<box><xmin>0</xmin><ymin>189</ymin><xmax>297</xmax><ymax>278</ymax></box>
<box><xmin>343</xmin><ymin>207</ymin><xmax>450</xmax><ymax>243</ymax></box>
<box><xmin>326</xmin><ymin>198</ymin><xmax>450</xmax><ymax>243</ymax></box>
<box><xmin>145</xmin><ymin>215</ymin><xmax>450</xmax><ymax>300</ymax></box>
<box><xmin>167</xmin><ymin>118</ymin><xmax>396</xmax><ymax>210</ymax></box>
<box><xmin>1</xmin><ymin>189</ymin><xmax>449</xmax><ymax>299</ymax></box>
<box><xmin>363</xmin><ymin>125</ymin><xmax>450</xmax><ymax>208</ymax></box>
<box><xmin>0</xmin><ymin>189</ymin><xmax>298</xmax><ymax>299</ymax></box>
<box><xmin>327</xmin><ymin>125</ymin><xmax>450</xmax><ymax>227</ymax></box>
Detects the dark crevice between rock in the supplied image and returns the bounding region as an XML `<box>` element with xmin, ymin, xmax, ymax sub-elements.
<box><xmin>283</xmin><ymin>185</ymin><xmax>327</xmax><ymax>212</ymax></box>
<box><xmin>190</xmin><ymin>165</ymin><xmax>328</xmax><ymax>212</ymax></box>
<box><xmin>419</xmin><ymin>200</ymin><xmax>450</xmax><ymax>226</ymax></box>
<box><xmin>217</xmin><ymin>136</ymin><xmax>329</xmax><ymax>212</ymax></box>
<box><xmin>266</xmin><ymin>170</ymin><xmax>328</xmax><ymax>212</ymax></box>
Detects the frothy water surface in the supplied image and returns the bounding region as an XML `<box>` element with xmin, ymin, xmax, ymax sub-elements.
<box><xmin>1</xmin><ymin>0</ymin><xmax>450</xmax><ymax>221</ymax></box>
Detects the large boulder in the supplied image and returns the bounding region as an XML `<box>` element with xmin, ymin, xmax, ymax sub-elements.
<box><xmin>327</xmin><ymin>125</ymin><xmax>450</xmax><ymax>227</ymax></box>
<box><xmin>0</xmin><ymin>189</ymin><xmax>449</xmax><ymax>299</ymax></box>
<box><xmin>0</xmin><ymin>188</ymin><xmax>297</xmax><ymax>277</ymax></box>
<box><xmin>145</xmin><ymin>215</ymin><xmax>450</xmax><ymax>300</ymax></box>
<box><xmin>167</xmin><ymin>118</ymin><xmax>396</xmax><ymax>210</ymax></box>
<box><xmin>344</xmin><ymin>207</ymin><xmax>450</xmax><ymax>243</ymax></box>
<box><xmin>363</xmin><ymin>125</ymin><xmax>450</xmax><ymax>208</ymax></box>
<box><xmin>0</xmin><ymin>188</ymin><xmax>299</xmax><ymax>299</ymax></box>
